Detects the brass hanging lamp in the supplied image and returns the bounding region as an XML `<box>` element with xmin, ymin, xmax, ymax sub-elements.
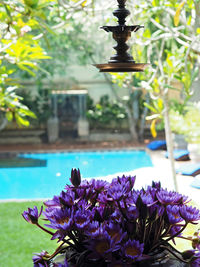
<box><xmin>94</xmin><ymin>0</ymin><xmax>149</xmax><ymax>73</ymax></box>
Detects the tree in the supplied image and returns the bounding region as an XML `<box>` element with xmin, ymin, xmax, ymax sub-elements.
<box><xmin>0</xmin><ymin>0</ymin><xmax>59</xmax><ymax>128</ymax></box>
<box><xmin>65</xmin><ymin>0</ymin><xmax>199</xmax><ymax>189</ymax></box>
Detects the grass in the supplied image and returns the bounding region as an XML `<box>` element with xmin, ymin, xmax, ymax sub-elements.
<box><xmin>1</xmin><ymin>201</ymin><xmax>199</xmax><ymax>267</ymax></box>
<box><xmin>0</xmin><ymin>201</ymin><xmax>57</xmax><ymax>267</ymax></box>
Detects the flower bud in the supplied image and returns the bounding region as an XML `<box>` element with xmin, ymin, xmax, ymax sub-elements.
<box><xmin>22</xmin><ymin>206</ymin><xmax>43</xmax><ymax>224</ymax></box>
<box><xmin>182</xmin><ymin>249</ymin><xmax>196</xmax><ymax>260</ymax></box>
<box><xmin>70</xmin><ymin>168</ymin><xmax>81</xmax><ymax>187</ymax></box>
<box><xmin>192</xmin><ymin>229</ymin><xmax>200</xmax><ymax>249</ymax></box>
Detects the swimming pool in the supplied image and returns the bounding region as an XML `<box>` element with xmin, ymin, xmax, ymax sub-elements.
<box><xmin>0</xmin><ymin>150</ymin><xmax>153</xmax><ymax>199</ymax></box>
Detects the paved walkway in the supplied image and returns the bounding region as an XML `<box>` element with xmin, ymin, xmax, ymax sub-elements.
<box><xmin>94</xmin><ymin>148</ymin><xmax>200</xmax><ymax>204</ymax></box>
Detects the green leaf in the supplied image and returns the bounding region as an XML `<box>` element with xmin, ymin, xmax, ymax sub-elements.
<box><xmin>3</xmin><ymin>4</ymin><xmax>12</xmax><ymax>20</ymax></box>
<box><xmin>144</xmin><ymin>103</ymin><xmax>158</xmax><ymax>113</ymax></box>
<box><xmin>17</xmin><ymin>63</ymin><xmax>36</xmax><ymax>76</ymax></box>
<box><xmin>5</xmin><ymin>111</ymin><xmax>13</xmax><ymax>121</ymax></box>
<box><xmin>36</xmin><ymin>17</ymin><xmax>56</xmax><ymax>35</ymax></box>
<box><xmin>164</xmin><ymin>84</ymin><xmax>180</xmax><ymax>91</ymax></box>
<box><xmin>15</xmin><ymin>114</ymin><xmax>30</xmax><ymax>127</ymax></box>
<box><xmin>20</xmin><ymin>61</ymin><xmax>38</xmax><ymax>70</ymax></box>
<box><xmin>19</xmin><ymin>108</ymin><xmax>37</xmax><ymax>119</ymax></box>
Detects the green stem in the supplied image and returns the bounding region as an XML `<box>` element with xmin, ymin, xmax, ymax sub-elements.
<box><xmin>48</xmin><ymin>242</ymin><xmax>66</xmax><ymax>260</ymax></box>
<box><xmin>36</xmin><ymin>223</ymin><xmax>54</xmax><ymax>235</ymax></box>
<box><xmin>165</xmin><ymin>222</ymin><xmax>188</xmax><ymax>243</ymax></box>
<box><xmin>150</xmin><ymin>222</ymin><xmax>188</xmax><ymax>252</ymax></box>
<box><xmin>68</xmin><ymin>231</ymin><xmax>80</xmax><ymax>247</ymax></box>
<box><xmin>36</xmin><ymin>223</ymin><xmax>76</xmax><ymax>248</ymax></box>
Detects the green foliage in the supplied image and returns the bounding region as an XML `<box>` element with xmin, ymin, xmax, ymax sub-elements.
<box><xmin>0</xmin><ymin>0</ymin><xmax>54</xmax><ymax>127</ymax></box>
<box><xmin>86</xmin><ymin>95</ymin><xmax>128</xmax><ymax>130</ymax></box>
<box><xmin>170</xmin><ymin>103</ymin><xmax>200</xmax><ymax>143</ymax></box>
<box><xmin>20</xmin><ymin>86</ymin><xmax>52</xmax><ymax>126</ymax></box>
<box><xmin>121</xmin><ymin>0</ymin><xmax>200</xmax><ymax>138</ymax></box>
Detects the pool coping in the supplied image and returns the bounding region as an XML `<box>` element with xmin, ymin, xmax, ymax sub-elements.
<box><xmin>0</xmin><ymin>146</ymin><xmax>147</xmax><ymax>155</ymax></box>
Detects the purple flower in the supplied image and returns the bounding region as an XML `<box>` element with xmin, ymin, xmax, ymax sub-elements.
<box><xmin>90</xmin><ymin>179</ymin><xmax>109</xmax><ymax>192</ymax></box>
<box><xmin>156</xmin><ymin>190</ymin><xmax>187</xmax><ymax>205</ymax></box>
<box><xmin>59</xmin><ymin>190</ymin><xmax>75</xmax><ymax>207</ymax></box>
<box><xmin>112</xmin><ymin>175</ymin><xmax>136</xmax><ymax>191</ymax></box>
<box><xmin>123</xmin><ymin>239</ymin><xmax>144</xmax><ymax>260</ymax></box>
<box><xmin>70</xmin><ymin>168</ymin><xmax>81</xmax><ymax>187</ymax></box>
<box><xmin>108</xmin><ymin>183</ymin><xmax>128</xmax><ymax>201</ymax></box>
<box><xmin>74</xmin><ymin>209</ymin><xmax>91</xmax><ymax>229</ymax></box>
<box><xmin>32</xmin><ymin>251</ymin><xmax>49</xmax><ymax>267</ymax></box>
<box><xmin>88</xmin><ymin>224</ymin><xmax>106</xmax><ymax>239</ymax></box>
<box><xmin>149</xmin><ymin>204</ymin><xmax>164</xmax><ymax>219</ymax></box>
<box><xmin>97</xmin><ymin>192</ymin><xmax>114</xmax><ymax>205</ymax></box>
<box><xmin>93</xmin><ymin>237</ymin><xmax>111</xmax><ymax>255</ymax></box>
<box><xmin>44</xmin><ymin>195</ymin><xmax>61</xmax><ymax>209</ymax></box>
<box><xmin>110</xmin><ymin>210</ymin><xmax>122</xmax><ymax>223</ymax></box>
<box><xmin>126</xmin><ymin>206</ymin><xmax>139</xmax><ymax>220</ymax></box>
<box><xmin>93</xmin><ymin>205</ymin><xmax>114</xmax><ymax>222</ymax></box>
<box><xmin>140</xmin><ymin>191</ymin><xmax>155</xmax><ymax>205</ymax></box>
<box><xmin>166</xmin><ymin>205</ymin><xmax>183</xmax><ymax>224</ymax></box>
<box><xmin>190</xmin><ymin>251</ymin><xmax>200</xmax><ymax>267</ymax></box>
<box><xmin>106</xmin><ymin>222</ymin><xmax>124</xmax><ymax>243</ymax></box>
<box><xmin>85</xmin><ymin>221</ymin><xmax>99</xmax><ymax>236</ymax></box>
<box><xmin>24</xmin><ymin>168</ymin><xmax>200</xmax><ymax>266</ymax></box>
<box><xmin>45</xmin><ymin>208</ymin><xmax>73</xmax><ymax>232</ymax></box>
<box><xmin>87</xmin><ymin>234</ymin><xmax>113</xmax><ymax>260</ymax></box>
<box><xmin>169</xmin><ymin>225</ymin><xmax>182</xmax><ymax>238</ymax></box>
<box><xmin>152</xmin><ymin>181</ymin><xmax>161</xmax><ymax>190</ymax></box>
<box><xmin>180</xmin><ymin>205</ymin><xmax>200</xmax><ymax>223</ymax></box>
<box><xmin>22</xmin><ymin>206</ymin><xmax>43</xmax><ymax>224</ymax></box>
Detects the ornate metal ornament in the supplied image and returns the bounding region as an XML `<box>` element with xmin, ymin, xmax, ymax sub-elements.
<box><xmin>94</xmin><ymin>0</ymin><xmax>149</xmax><ymax>72</ymax></box>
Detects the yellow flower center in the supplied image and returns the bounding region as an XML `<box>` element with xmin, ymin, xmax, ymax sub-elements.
<box><xmin>58</xmin><ymin>217</ymin><xmax>69</xmax><ymax>225</ymax></box>
<box><xmin>125</xmin><ymin>247</ymin><xmax>139</xmax><ymax>257</ymax></box>
<box><xmin>96</xmin><ymin>241</ymin><xmax>110</xmax><ymax>254</ymax></box>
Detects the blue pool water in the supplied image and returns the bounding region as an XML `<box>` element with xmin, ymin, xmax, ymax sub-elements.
<box><xmin>0</xmin><ymin>150</ymin><xmax>153</xmax><ymax>199</ymax></box>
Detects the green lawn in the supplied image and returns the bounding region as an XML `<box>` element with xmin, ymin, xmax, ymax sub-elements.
<box><xmin>1</xmin><ymin>201</ymin><xmax>199</xmax><ymax>267</ymax></box>
<box><xmin>0</xmin><ymin>201</ymin><xmax>57</xmax><ymax>267</ymax></box>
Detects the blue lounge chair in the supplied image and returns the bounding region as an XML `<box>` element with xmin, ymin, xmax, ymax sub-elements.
<box><xmin>165</xmin><ymin>149</ymin><xmax>190</xmax><ymax>161</ymax></box>
<box><xmin>190</xmin><ymin>175</ymin><xmax>200</xmax><ymax>189</ymax></box>
<box><xmin>147</xmin><ymin>140</ymin><xmax>166</xmax><ymax>151</ymax></box>
<box><xmin>176</xmin><ymin>163</ymin><xmax>200</xmax><ymax>177</ymax></box>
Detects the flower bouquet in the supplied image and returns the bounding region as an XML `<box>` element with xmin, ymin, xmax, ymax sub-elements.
<box><xmin>23</xmin><ymin>169</ymin><xmax>200</xmax><ymax>266</ymax></box>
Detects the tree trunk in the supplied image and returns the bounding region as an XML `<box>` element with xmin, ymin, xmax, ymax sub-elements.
<box><xmin>163</xmin><ymin>94</ymin><xmax>178</xmax><ymax>192</ymax></box>
<box><xmin>0</xmin><ymin>117</ymin><xmax>7</xmax><ymax>131</ymax></box>
<box><xmin>139</xmin><ymin>93</ymin><xmax>150</xmax><ymax>141</ymax></box>
<box><xmin>124</xmin><ymin>105</ymin><xmax>139</xmax><ymax>141</ymax></box>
